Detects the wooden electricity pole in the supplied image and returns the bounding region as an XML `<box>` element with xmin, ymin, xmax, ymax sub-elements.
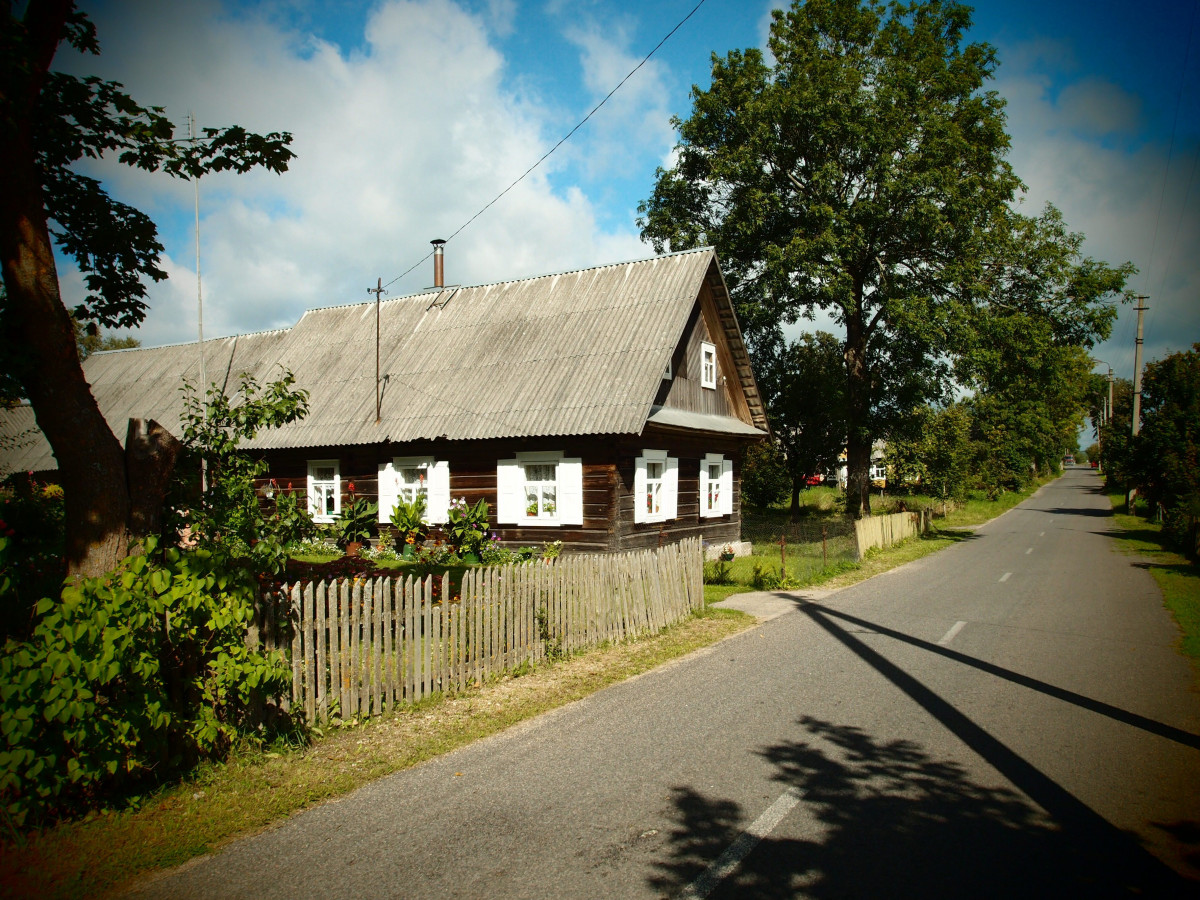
<box><xmin>368</xmin><ymin>277</ymin><xmax>386</xmax><ymax>423</ymax></box>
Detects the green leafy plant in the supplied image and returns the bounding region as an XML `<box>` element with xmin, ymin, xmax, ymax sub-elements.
<box><xmin>446</xmin><ymin>498</ymin><xmax>489</xmax><ymax>558</ymax></box>
<box><xmin>389</xmin><ymin>494</ymin><xmax>428</xmax><ymax>549</ymax></box>
<box><xmin>336</xmin><ymin>491</ymin><xmax>378</xmax><ymax>549</ymax></box>
<box><xmin>172</xmin><ymin>370</ymin><xmax>313</xmax><ymax>577</ymax></box>
<box><xmin>0</xmin><ymin>538</ymin><xmax>291</xmax><ymax>828</ymax></box>
<box><xmin>0</xmin><ymin>474</ymin><xmax>65</xmax><ymax>641</ymax></box>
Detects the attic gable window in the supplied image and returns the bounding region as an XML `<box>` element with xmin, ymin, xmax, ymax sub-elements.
<box><xmin>307</xmin><ymin>460</ymin><xmax>340</xmax><ymax>523</ymax></box>
<box><xmin>701</xmin><ymin>341</ymin><xmax>717</xmax><ymax>389</ymax></box>
<box><xmin>663</xmin><ymin>358</ymin><xmax>673</xmax><ymax>380</ymax></box>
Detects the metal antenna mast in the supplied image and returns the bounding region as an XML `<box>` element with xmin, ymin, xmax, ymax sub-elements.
<box><xmin>368</xmin><ymin>277</ymin><xmax>387</xmax><ymax>423</ymax></box>
<box><xmin>191</xmin><ymin>112</ymin><xmax>207</xmax><ymax>491</ymax></box>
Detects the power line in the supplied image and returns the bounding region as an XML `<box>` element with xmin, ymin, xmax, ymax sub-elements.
<box><xmin>379</xmin><ymin>0</ymin><xmax>710</xmax><ymax>292</ymax></box>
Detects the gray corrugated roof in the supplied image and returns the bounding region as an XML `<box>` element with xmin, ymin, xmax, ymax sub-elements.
<box><xmin>2</xmin><ymin>248</ymin><xmax>766</xmax><ymax>471</ymax></box>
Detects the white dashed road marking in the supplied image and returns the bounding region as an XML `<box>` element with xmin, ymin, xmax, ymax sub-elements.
<box><xmin>677</xmin><ymin>787</ymin><xmax>804</xmax><ymax>899</ymax></box>
<box><xmin>937</xmin><ymin>621</ymin><xmax>968</xmax><ymax>646</ymax></box>
<box><xmin>999</xmin><ymin>572</ymin><xmax>1012</xmax><ymax>582</ymax></box>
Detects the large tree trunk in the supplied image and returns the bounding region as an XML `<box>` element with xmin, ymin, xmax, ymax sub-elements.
<box><xmin>0</xmin><ymin>3</ymin><xmax>166</xmax><ymax>578</ymax></box>
<box><xmin>844</xmin><ymin>285</ymin><xmax>872</xmax><ymax>520</ymax></box>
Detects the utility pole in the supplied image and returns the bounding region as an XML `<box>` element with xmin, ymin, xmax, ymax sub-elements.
<box><xmin>1131</xmin><ymin>295</ymin><xmax>1148</xmax><ymax>437</ymax></box>
<box><xmin>368</xmin><ymin>277</ymin><xmax>386</xmax><ymax>423</ymax></box>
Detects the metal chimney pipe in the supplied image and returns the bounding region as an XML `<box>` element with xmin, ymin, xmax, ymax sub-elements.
<box><xmin>431</xmin><ymin>239</ymin><xmax>446</xmax><ymax>288</ymax></box>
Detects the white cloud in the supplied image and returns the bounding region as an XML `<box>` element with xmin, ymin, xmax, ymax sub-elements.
<box><xmin>55</xmin><ymin>0</ymin><xmax>648</xmax><ymax>348</ymax></box>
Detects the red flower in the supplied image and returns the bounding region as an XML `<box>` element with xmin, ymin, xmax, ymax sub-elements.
<box><xmin>347</xmin><ymin>481</ymin><xmax>356</xmax><ymax>493</ymax></box>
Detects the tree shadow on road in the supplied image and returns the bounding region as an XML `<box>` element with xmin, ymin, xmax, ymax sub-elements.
<box><xmin>649</xmin><ymin>717</ymin><xmax>1151</xmax><ymax>899</ymax></box>
<box><xmin>647</xmin><ymin>600</ymin><xmax>1198</xmax><ymax>899</ymax></box>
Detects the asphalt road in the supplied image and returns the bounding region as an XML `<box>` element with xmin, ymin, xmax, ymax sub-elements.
<box><xmin>131</xmin><ymin>468</ymin><xmax>1200</xmax><ymax>899</ymax></box>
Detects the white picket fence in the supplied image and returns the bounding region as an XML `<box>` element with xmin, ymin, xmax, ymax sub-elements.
<box><xmin>262</xmin><ymin>537</ymin><xmax>703</xmax><ymax>725</ymax></box>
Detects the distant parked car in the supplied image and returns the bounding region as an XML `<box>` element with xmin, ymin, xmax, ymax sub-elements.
<box><xmin>805</xmin><ymin>474</ymin><xmax>824</xmax><ymax>486</ymax></box>
<box><xmin>1091</xmin><ymin>461</ymin><xmax>1099</xmax><ymax>469</ymax></box>
<box><xmin>1063</xmin><ymin>455</ymin><xmax>1075</xmax><ymax>467</ymax></box>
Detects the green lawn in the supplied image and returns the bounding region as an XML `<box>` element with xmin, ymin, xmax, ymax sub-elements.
<box><xmin>1105</xmin><ymin>489</ymin><xmax>1200</xmax><ymax>670</ymax></box>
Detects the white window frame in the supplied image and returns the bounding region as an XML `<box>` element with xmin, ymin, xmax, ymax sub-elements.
<box><xmin>663</xmin><ymin>357</ymin><xmax>673</xmax><ymax>380</ymax></box>
<box><xmin>870</xmin><ymin>463</ymin><xmax>888</xmax><ymax>482</ymax></box>
<box><xmin>496</xmin><ymin>452</ymin><xmax>584</xmax><ymax>527</ymax></box>
<box><xmin>700</xmin><ymin>452</ymin><xmax>734</xmax><ymax>518</ymax></box>
<box><xmin>700</xmin><ymin>341</ymin><xmax>717</xmax><ymax>390</ymax></box>
<box><xmin>634</xmin><ymin>450</ymin><xmax>678</xmax><ymax>524</ymax></box>
<box><xmin>378</xmin><ymin>457</ymin><xmax>451</xmax><ymax>524</ymax></box>
<box><xmin>307</xmin><ymin>459</ymin><xmax>340</xmax><ymax>523</ymax></box>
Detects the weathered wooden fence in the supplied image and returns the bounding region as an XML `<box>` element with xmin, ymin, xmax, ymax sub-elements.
<box><xmin>853</xmin><ymin>510</ymin><xmax>930</xmax><ymax>558</ymax></box>
<box><xmin>261</xmin><ymin>537</ymin><xmax>703</xmax><ymax>725</ymax></box>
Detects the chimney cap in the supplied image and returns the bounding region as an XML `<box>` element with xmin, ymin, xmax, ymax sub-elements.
<box><xmin>431</xmin><ymin>238</ymin><xmax>446</xmax><ymax>248</ymax></box>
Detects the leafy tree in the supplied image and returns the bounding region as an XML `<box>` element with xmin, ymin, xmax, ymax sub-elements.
<box><xmin>1097</xmin><ymin>376</ymin><xmax>1135</xmax><ymax>479</ymax></box>
<box><xmin>170</xmin><ymin>370</ymin><xmax>315</xmax><ymax>577</ymax></box>
<box><xmin>73</xmin><ymin>314</ymin><xmax>139</xmax><ymax>361</ymax></box>
<box><xmin>1</xmin><ymin>2</ymin><xmax>294</xmax><ymax>577</ymax></box>
<box><xmin>1134</xmin><ymin>344</ymin><xmax>1200</xmax><ymax>553</ymax></box>
<box><xmin>756</xmin><ymin>331</ymin><xmax>847</xmax><ymax>517</ymax></box>
<box><xmin>955</xmin><ymin>206</ymin><xmax>1130</xmax><ymax>485</ymax></box>
<box><xmin>640</xmin><ymin>0</ymin><xmax>1022</xmax><ymax>517</ymax></box>
<box><xmin>887</xmin><ymin>402</ymin><xmax>973</xmax><ymax>510</ymax></box>
<box><xmin>740</xmin><ymin>440</ymin><xmax>789</xmax><ymax>509</ymax></box>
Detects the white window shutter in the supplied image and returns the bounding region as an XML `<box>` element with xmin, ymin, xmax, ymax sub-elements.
<box><xmin>721</xmin><ymin>456</ymin><xmax>734</xmax><ymax>516</ymax></box>
<box><xmin>699</xmin><ymin>459</ymin><xmax>710</xmax><ymax>520</ymax></box>
<box><xmin>377</xmin><ymin>461</ymin><xmax>397</xmax><ymax>524</ymax></box>
<box><xmin>428</xmin><ymin>460</ymin><xmax>451</xmax><ymax>524</ymax></box>
<box><xmin>633</xmin><ymin>456</ymin><xmax>647</xmax><ymax>524</ymax></box>
<box><xmin>558</xmin><ymin>457</ymin><xmax>583</xmax><ymax>526</ymax></box>
<box><xmin>497</xmin><ymin>459</ymin><xmax>521</xmax><ymax>524</ymax></box>
<box><xmin>664</xmin><ymin>456</ymin><xmax>679</xmax><ymax>520</ymax></box>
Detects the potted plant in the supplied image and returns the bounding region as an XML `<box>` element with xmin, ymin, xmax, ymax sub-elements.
<box><xmin>446</xmin><ymin>497</ymin><xmax>490</xmax><ymax>563</ymax></box>
<box><xmin>718</xmin><ymin>544</ymin><xmax>736</xmax><ymax>562</ymax></box>
<box><xmin>390</xmin><ymin>494</ymin><xmax>428</xmax><ymax>559</ymax></box>
<box><xmin>336</xmin><ymin>485</ymin><xmax>377</xmax><ymax>557</ymax></box>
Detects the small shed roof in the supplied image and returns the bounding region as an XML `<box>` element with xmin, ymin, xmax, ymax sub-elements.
<box><xmin>2</xmin><ymin>247</ymin><xmax>766</xmax><ymax>473</ymax></box>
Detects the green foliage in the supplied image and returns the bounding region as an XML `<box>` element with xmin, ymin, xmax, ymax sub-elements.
<box><xmin>335</xmin><ymin>494</ymin><xmax>378</xmax><ymax>548</ymax></box>
<box><xmin>389</xmin><ymin>494</ymin><xmax>428</xmax><ymax>548</ymax></box>
<box><xmin>446</xmin><ymin>498</ymin><xmax>490</xmax><ymax>558</ymax></box>
<box><xmin>72</xmin><ymin>315</ymin><xmax>139</xmax><ymax>361</ymax></box>
<box><xmin>3</xmin><ymin>8</ymin><xmax>295</xmax><ymax>333</ymax></box>
<box><xmin>1134</xmin><ymin>344</ymin><xmax>1200</xmax><ymax>553</ymax></box>
<box><xmin>888</xmin><ymin>404</ymin><xmax>973</xmax><ymax>503</ymax></box>
<box><xmin>0</xmin><ymin>538</ymin><xmax>292</xmax><ymax>827</ymax></box>
<box><xmin>740</xmin><ymin>441</ymin><xmax>789</xmax><ymax>509</ymax></box>
<box><xmin>756</xmin><ymin>331</ymin><xmax>847</xmax><ymax>513</ymax></box>
<box><xmin>0</xmin><ymin>475</ymin><xmax>65</xmax><ymax>641</ymax></box>
<box><xmin>172</xmin><ymin>369</ymin><xmax>313</xmax><ymax>575</ymax></box>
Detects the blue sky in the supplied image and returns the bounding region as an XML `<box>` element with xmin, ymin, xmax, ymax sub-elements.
<box><xmin>57</xmin><ymin>0</ymin><xmax>1199</xmax><ymax>397</ymax></box>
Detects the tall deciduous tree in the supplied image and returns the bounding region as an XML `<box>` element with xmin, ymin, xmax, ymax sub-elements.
<box><xmin>0</xmin><ymin>2</ymin><xmax>293</xmax><ymax>577</ymax></box>
<box><xmin>639</xmin><ymin>0</ymin><xmax>1021</xmax><ymax>517</ymax></box>
<box><xmin>756</xmin><ymin>331</ymin><xmax>846</xmax><ymax>517</ymax></box>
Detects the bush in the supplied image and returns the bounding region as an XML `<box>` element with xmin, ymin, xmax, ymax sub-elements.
<box><xmin>0</xmin><ymin>475</ymin><xmax>65</xmax><ymax>641</ymax></box>
<box><xmin>741</xmin><ymin>442</ymin><xmax>788</xmax><ymax>509</ymax></box>
<box><xmin>0</xmin><ymin>538</ymin><xmax>291</xmax><ymax>828</ymax></box>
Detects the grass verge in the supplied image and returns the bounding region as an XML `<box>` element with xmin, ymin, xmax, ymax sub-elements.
<box><xmin>0</xmin><ymin>607</ymin><xmax>753</xmax><ymax>900</ymax></box>
<box><xmin>1105</xmin><ymin>490</ymin><xmax>1200</xmax><ymax>670</ymax></box>
<box><xmin>710</xmin><ymin>475</ymin><xmax>1058</xmax><ymax>599</ymax></box>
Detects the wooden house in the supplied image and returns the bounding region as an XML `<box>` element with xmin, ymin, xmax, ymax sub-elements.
<box><xmin>1</xmin><ymin>248</ymin><xmax>768</xmax><ymax>552</ymax></box>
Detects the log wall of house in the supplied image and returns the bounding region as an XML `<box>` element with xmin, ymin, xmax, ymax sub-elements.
<box><xmin>256</xmin><ymin>429</ymin><xmax>752</xmax><ymax>554</ymax></box>
<box><xmin>610</xmin><ymin>429</ymin><xmax>743</xmax><ymax>552</ymax></box>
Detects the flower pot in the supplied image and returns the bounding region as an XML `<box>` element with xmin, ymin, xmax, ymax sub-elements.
<box><xmin>460</xmin><ymin>551</ymin><xmax>480</xmax><ymax>565</ymax></box>
<box><xmin>719</xmin><ymin>552</ymin><xmax>735</xmax><ymax>562</ymax></box>
<box><xmin>345</xmin><ymin>541</ymin><xmax>362</xmax><ymax>558</ymax></box>
<box><xmin>401</xmin><ymin>542</ymin><xmax>416</xmax><ymax>560</ymax></box>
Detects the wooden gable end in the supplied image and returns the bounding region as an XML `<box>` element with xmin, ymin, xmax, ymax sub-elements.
<box><xmin>654</xmin><ymin>278</ymin><xmax>756</xmax><ymax>427</ymax></box>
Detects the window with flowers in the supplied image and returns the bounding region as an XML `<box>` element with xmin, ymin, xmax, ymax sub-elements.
<box><xmin>378</xmin><ymin>457</ymin><xmax>450</xmax><ymax>524</ymax></box>
<box><xmin>633</xmin><ymin>450</ymin><xmax>677</xmax><ymax>524</ymax></box>
<box><xmin>496</xmin><ymin>452</ymin><xmax>583</xmax><ymax>526</ymax></box>
<box><xmin>307</xmin><ymin>459</ymin><xmax>340</xmax><ymax>523</ymax></box>
<box><xmin>700</xmin><ymin>452</ymin><xmax>733</xmax><ymax>518</ymax></box>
